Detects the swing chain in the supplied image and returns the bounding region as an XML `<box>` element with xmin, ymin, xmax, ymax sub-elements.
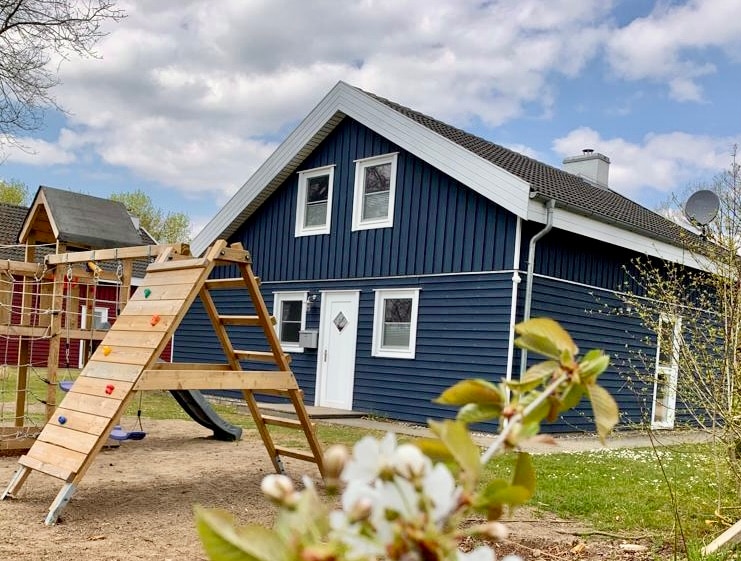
<box><xmin>66</xmin><ymin>263</ymin><xmax>73</xmax><ymax>282</ymax></box>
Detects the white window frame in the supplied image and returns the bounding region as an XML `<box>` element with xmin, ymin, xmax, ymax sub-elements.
<box><xmin>372</xmin><ymin>288</ymin><xmax>420</xmax><ymax>359</ymax></box>
<box><xmin>295</xmin><ymin>165</ymin><xmax>335</xmax><ymax>237</ymax></box>
<box><xmin>651</xmin><ymin>314</ymin><xmax>681</xmax><ymax>429</ymax></box>
<box><xmin>273</xmin><ymin>291</ymin><xmax>308</xmax><ymax>352</ymax></box>
<box><xmin>351</xmin><ymin>153</ymin><xmax>398</xmax><ymax>231</ymax></box>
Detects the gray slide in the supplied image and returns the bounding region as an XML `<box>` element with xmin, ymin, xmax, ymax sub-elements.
<box><xmin>169</xmin><ymin>390</ymin><xmax>242</xmax><ymax>441</ymax></box>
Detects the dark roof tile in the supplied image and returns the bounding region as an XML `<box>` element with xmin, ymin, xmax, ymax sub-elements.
<box><xmin>365</xmin><ymin>90</ymin><xmax>686</xmax><ymax>243</ymax></box>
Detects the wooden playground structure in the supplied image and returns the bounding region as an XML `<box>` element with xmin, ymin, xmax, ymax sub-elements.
<box><xmin>1</xmin><ymin>240</ymin><xmax>324</xmax><ymax>524</ymax></box>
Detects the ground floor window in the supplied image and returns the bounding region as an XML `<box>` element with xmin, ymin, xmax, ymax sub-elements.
<box><xmin>372</xmin><ymin>288</ymin><xmax>420</xmax><ymax>359</ymax></box>
<box><xmin>273</xmin><ymin>291</ymin><xmax>307</xmax><ymax>352</ymax></box>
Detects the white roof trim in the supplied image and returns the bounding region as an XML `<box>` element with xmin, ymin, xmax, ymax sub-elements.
<box><xmin>192</xmin><ymin>81</ymin><xmax>531</xmax><ymax>255</ymax></box>
<box><xmin>527</xmin><ymin>199</ymin><xmax>706</xmax><ymax>270</ymax></box>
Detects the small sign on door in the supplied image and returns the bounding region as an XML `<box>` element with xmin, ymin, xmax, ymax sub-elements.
<box><xmin>333</xmin><ymin>311</ymin><xmax>348</xmax><ymax>332</ymax></box>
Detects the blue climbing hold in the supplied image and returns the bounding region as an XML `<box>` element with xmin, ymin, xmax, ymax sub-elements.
<box><xmin>58</xmin><ymin>416</ymin><xmax>67</xmax><ymax>425</ymax></box>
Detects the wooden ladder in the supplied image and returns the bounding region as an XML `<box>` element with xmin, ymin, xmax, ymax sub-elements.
<box><xmin>1</xmin><ymin>241</ymin><xmax>324</xmax><ymax>525</ymax></box>
<box><xmin>198</xmin><ymin>244</ymin><xmax>325</xmax><ymax>477</ymax></box>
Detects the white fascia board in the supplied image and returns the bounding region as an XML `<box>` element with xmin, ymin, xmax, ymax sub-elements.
<box><xmin>191</xmin><ymin>86</ymin><xmax>346</xmax><ymax>256</ymax></box>
<box><xmin>335</xmin><ymin>85</ymin><xmax>530</xmax><ymax>219</ymax></box>
<box><xmin>193</xmin><ymin>81</ymin><xmax>531</xmax><ymax>256</ymax></box>
<box><xmin>527</xmin><ymin>200</ymin><xmax>706</xmax><ymax>270</ymax></box>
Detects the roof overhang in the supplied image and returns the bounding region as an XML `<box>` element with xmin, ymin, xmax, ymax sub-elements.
<box><xmin>527</xmin><ymin>196</ymin><xmax>708</xmax><ymax>270</ymax></box>
<box><xmin>191</xmin><ymin>81</ymin><xmax>531</xmax><ymax>256</ymax></box>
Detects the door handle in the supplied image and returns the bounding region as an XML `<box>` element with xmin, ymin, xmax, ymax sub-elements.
<box><xmin>323</xmin><ymin>349</ymin><xmax>327</xmax><ymax>362</ymax></box>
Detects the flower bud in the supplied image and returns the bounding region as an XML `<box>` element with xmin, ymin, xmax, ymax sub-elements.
<box><xmin>473</xmin><ymin>521</ymin><xmax>509</xmax><ymax>541</ymax></box>
<box><xmin>261</xmin><ymin>474</ymin><xmax>295</xmax><ymax>504</ymax></box>
<box><xmin>347</xmin><ymin>496</ymin><xmax>373</xmax><ymax>523</ymax></box>
<box><xmin>393</xmin><ymin>444</ymin><xmax>429</xmax><ymax>480</ymax></box>
<box><xmin>324</xmin><ymin>445</ymin><xmax>350</xmax><ymax>480</ymax></box>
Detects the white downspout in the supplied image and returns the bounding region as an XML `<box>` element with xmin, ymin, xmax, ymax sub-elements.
<box><xmin>520</xmin><ymin>199</ymin><xmax>556</xmax><ymax>377</ymax></box>
<box><xmin>504</xmin><ymin>217</ymin><xmax>522</xmax><ymax>396</ymax></box>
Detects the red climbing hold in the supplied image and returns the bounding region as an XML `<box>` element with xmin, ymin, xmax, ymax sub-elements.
<box><xmin>105</xmin><ymin>384</ymin><xmax>114</xmax><ymax>395</ymax></box>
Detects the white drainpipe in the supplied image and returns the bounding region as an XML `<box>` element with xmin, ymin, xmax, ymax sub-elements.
<box><xmin>520</xmin><ymin>199</ymin><xmax>556</xmax><ymax>377</ymax></box>
<box><xmin>504</xmin><ymin>217</ymin><xmax>522</xmax><ymax>395</ymax></box>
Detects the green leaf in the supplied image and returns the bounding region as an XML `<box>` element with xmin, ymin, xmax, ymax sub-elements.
<box><xmin>428</xmin><ymin>419</ymin><xmax>481</xmax><ymax>480</ymax></box>
<box><xmin>474</xmin><ymin>479</ymin><xmax>531</xmax><ymax>509</ymax></box>
<box><xmin>586</xmin><ymin>383</ymin><xmax>619</xmax><ymax>443</ymax></box>
<box><xmin>195</xmin><ymin>507</ymin><xmax>287</xmax><ymax>561</ymax></box>
<box><xmin>435</xmin><ymin>379</ymin><xmax>504</xmax><ymax>406</ymax></box>
<box><xmin>558</xmin><ymin>383</ymin><xmax>585</xmax><ymax>412</ymax></box>
<box><xmin>511</xmin><ymin>453</ymin><xmax>535</xmax><ymax>497</ymax></box>
<box><xmin>457</xmin><ymin>403</ymin><xmax>502</xmax><ymax>424</ymax></box>
<box><xmin>515</xmin><ymin>318</ymin><xmax>578</xmax><ymax>361</ymax></box>
<box><xmin>521</xmin><ymin>393</ymin><xmax>550</xmax><ymax>425</ymax></box>
<box><xmin>415</xmin><ymin>438</ymin><xmax>455</xmax><ymax>463</ymax></box>
<box><xmin>523</xmin><ymin>360</ymin><xmax>559</xmax><ymax>384</ymax></box>
<box><xmin>579</xmin><ymin>349</ymin><xmax>610</xmax><ymax>383</ymax></box>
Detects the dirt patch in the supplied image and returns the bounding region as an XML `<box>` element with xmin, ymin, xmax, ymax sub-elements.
<box><xmin>0</xmin><ymin>419</ymin><xmax>661</xmax><ymax>560</ymax></box>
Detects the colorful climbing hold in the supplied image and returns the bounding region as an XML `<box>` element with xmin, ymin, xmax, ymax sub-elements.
<box><xmin>58</xmin><ymin>416</ymin><xmax>67</xmax><ymax>425</ymax></box>
<box><xmin>143</xmin><ymin>288</ymin><xmax>152</xmax><ymax>298</ymax></box>
<box><xmin>150</xmin><ymin>313</ymin><xmax>161</xmax><ymax>326</ymax></box>
<box><xmin>105</xmin><ymin>384</ymin><xmax>115</xmax><ymax>395</ymax></box>
<box><xmin>103</xmin><ymin>345</ymin><xmax>112</xmax><ymax>356</ymax></box>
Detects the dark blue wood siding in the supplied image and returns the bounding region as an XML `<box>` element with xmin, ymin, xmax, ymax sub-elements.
<box><xmin>234</xmin><ymin>118</ymin><xmax>518</xmax><ymax>281</ymax></box>
<box><xmin>176</xmin><ymin>272</ymin><xmax>515</xmax><ymax>425</ymax></box>
<box><xmin>527</xmin><ymin>275</ymin><xmax>656</xmax><ymax>431</ymax></box>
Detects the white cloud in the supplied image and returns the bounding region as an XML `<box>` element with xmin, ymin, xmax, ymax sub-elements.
<box><xmin>606</xmin><ymin>0</ymin><xmax>741</xmax><ymax>101</ymax></box>
<box><xmin>30</xmin><ymin>0</ymin><xmax>614</xmax><ymax>200</ymax></box>
<box><xmin>1</xmin><ymin>137</ymin><xmax>76</xmax><ymax>166</ymax></box>
<box><xmin>552</xmin><ymin>127</ymin><xmax>738</xmax><ymax>198</ymax></box>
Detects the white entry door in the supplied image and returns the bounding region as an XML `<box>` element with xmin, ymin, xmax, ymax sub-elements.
<box><xmin>316</xmin><ymin>291</ymin><xmax>360</xmax><ymax>410</ymax></box>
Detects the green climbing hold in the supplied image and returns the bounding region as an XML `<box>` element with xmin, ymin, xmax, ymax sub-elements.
<box><xmin>144</xmin><ymin>288</ymin><xmax>151</xmax><ymax>298</ymax></box>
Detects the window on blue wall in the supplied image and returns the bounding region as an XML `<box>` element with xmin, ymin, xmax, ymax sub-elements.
<box><xmin>295</xmin><ymin>165</ymin><xmax>335</xmax><ymax>236</ymax></box>
<box><xmin>372</xmin><ymin>288</ymin><xmax>420</xmax><ymax>359</ymax></box>
<box><xmin>352</xmin><ymin>153</ymin><xmax>398</xmax><ymax>231</ymax></box>
<box><xmin>273</xmin><ymin>291</ymin><xmax>308</xmax><ymax>352</ymax></box>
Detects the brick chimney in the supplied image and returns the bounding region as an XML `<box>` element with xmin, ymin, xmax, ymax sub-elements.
<box><xmin>562</xmin><ymin>149</ymin><xmax>610</xmax><ymax>189</ymax></box>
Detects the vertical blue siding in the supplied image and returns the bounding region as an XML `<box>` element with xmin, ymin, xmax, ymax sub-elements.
<box><xmin>234</xmin><ymin>118</ymin><xmax>517</xmax><ymax>281</ymax></box>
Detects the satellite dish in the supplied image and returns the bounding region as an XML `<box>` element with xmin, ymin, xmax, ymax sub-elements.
<box><xmin>685</xmin><ymin>189</ymin><xmax>719</xmax><ymax>226</ymax></box>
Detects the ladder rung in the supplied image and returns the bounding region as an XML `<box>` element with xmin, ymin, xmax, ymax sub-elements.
<box><xmin>274</xmin><ymin>446</ymin><xmax>318</xmax><ymax>463</ymax></box>
<box><xmin>220</xmin><ymin>315</ymin><xmax>276</xmax><ymax>326</ymax></box>
<box><xmin>204</xmin><ymin>277</ymin><xmax>260</xmax><ymax>290</ymax></box>
<box><xmin>234</xmin><ymin>350</ymin><xmax>291</xmax><ymax>363</ymax></box>
<box><xmin>261</xmin><ymin>415</ymin><xmax>314</xmax><ymax>429</ymax></box>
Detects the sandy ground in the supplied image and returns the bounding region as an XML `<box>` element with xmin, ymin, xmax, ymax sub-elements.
<box><xmin>0</xmin><ymin>419</ymin><xmax>661</xmax><ymax>561</ymax></box>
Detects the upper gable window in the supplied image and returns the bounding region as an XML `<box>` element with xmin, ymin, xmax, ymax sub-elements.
<box><xmin>295</xmin><ymin>165</ymin><xmax>335</xmax><ymax>237</ymax></box>
<box><xmin>351</xmin><ymin>153</ymin><xmax>398</xmax><ymax>231</ymax></box>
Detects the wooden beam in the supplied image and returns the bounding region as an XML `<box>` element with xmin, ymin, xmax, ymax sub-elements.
<box><xmin>146</xmin><ymin>257</ymin><xmax>208</xmax><ymax>273</ymax></box>
<box><xmin>220</xmin><ymin>315</ymin><xmax>276</xmax><ymax>326</ymax></box>
<box><xmin>44</xmin><ymin>243</ymin><xmax>190</xmax><ymax>265</ymax></box>
<box><xmin>149</xmin><ymin>362</ymin><xmax>232</xmax><ymax>371</ymax></box>
<box><xmin>702</xmin><ymin>519</ymin><xmax>741</xmax><ymax>555</ymax></box>
<box><xmin>134</xmin><ymin>370</ymin><xmax>298</xmax><ymax>391</ymax></box>
<box><xmin>0</xmin><ymin>259</ymin><xmax>51</xmax><ymax>277</ymax></box>
<box><xmin>204</xmin><ymin>278</ymin><xmax>248</xmax><ymax>290</ymax></box>
<box><xmin>213</xmin><ymin>246</ymin><xmax>251</xmax><ymax>264</ymax></box>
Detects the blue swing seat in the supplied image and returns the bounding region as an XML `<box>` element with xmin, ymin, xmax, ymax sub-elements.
<box><xmin>59</xmin><ymin>380</ymin><xmax>74</xmax><ymax>392</ymax></box>
<box><xmin>110</xmin><ymin>425</ymin><xmax>146</xmax><ymax>441</ymax></box>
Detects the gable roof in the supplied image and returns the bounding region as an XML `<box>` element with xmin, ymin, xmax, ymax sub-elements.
<box><xmin>0</xmin><ymin>198</ymin><xmax>156</xmax><ymax>279</ymax></box>
<box><xmin>191</xmin><ymin>81</ymin><xmax>694</xmax><ymax>266</ymax></box>
<box><xmin>20</xmin><ymin>186</ymin><xmax>143</xmax><ymax>249</ymax></box>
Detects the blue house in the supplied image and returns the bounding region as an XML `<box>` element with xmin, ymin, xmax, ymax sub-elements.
<box><xmin>182</xmin><ymin>81</ymin><xmax>697</xmax><ymax>432</ymax></box>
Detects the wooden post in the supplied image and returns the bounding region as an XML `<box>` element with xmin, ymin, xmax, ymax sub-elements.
<box><xmin>44</xmin><ymin>266</ymin><xmax>67</xmax><ymax>421</ymax></box>
<box><xmin>120</xmin><ymin>259</ymin><xmax>133</xmax><ymax>311</ymax></box>
<box><xmin>14</xmin><ymin>339</ymin><xmax>29</xmax><ymax>427</ymax></box>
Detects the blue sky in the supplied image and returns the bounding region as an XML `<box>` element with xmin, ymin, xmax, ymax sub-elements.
<box><xmin>1</xmin><ymin>0</ymin><xmax>739</xmax><ymax>237</ymax></box>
